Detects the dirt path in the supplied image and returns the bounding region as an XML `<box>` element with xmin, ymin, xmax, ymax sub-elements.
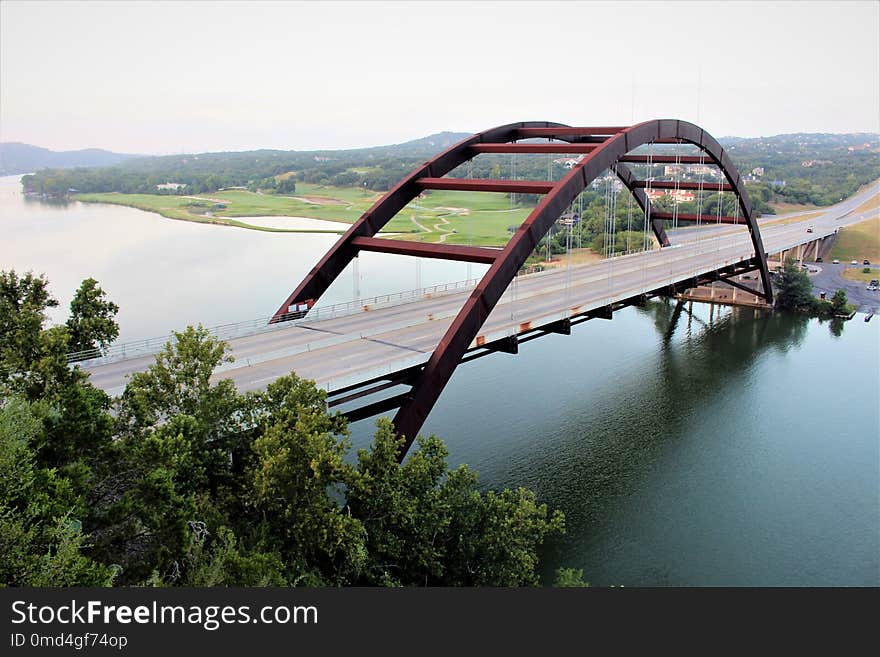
<box><xmin>291</xmin><ymin>195</ymin><xmax>347</xmax><ymax>206</ymax></box>
<box><xmin>182</xmin><ymin>195</ymin><xmax>228</xmax><ymax>204</ymax></box>
<box><xmin>433</xmin><ymin>216</ymin><xmax>454</xmax><ymax>243</ymax></box>
<box><xmin>410</xmin><ymin>215</ymin><xmax>433</xmax><ymax>233</ymax></box>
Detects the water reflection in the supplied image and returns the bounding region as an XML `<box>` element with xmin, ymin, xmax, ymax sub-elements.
<box><xmin>520</xmin><ymin>302</ymin><xmax>810</xmax><ymax>528</ymax></box>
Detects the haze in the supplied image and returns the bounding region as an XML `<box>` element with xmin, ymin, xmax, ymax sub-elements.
<box><xmin>1</xmin><ymin>0</ymin><xmax>878</xmax><ymax>154</ymax></box>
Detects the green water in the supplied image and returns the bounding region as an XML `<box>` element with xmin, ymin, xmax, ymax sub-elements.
<box><xmin>351</xmin><ymin>302</ymin><xmax>880</xmax><ymax>586</ymax></box>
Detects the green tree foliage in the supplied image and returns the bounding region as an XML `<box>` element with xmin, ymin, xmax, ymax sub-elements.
<box><xmin>1</xmin><ymin>270</ymin><xmax>568</xmax><ymax>587</ymax></box>
<box><xmin>830</xmin><ymin>289</ymin><xmax>849</xmax><ymax>315</ymax></box>
<box><xmin>0</xmin><ymin>270</ymin><xmax>60</xmax><ymax>395</ymax></box>
<box><xmin>775</xmin><ymin>259</ymin><xmax>816</xmax><ymax>311</ymax></box>
<box><xmin>774</xmin><ymin>260</ymin><xmax>852</xmax><ymax>319</ymax></box>
<box><xmin>346</xmin><ymin>423</ymin><xmax>564</xmax><ymax>586</ymax></box>
<box><xmin>67</xmin><ymin>278</ymin><xmax>120</xmax><ymax>353</ymax></box>
<box><xmin>553</xmin><ymin>568</ymin><xmax>590</xmax><ymax>587</ymax></box>
<box><xmin>0</xmin><ymin>399</ymin><xmax>114</xmax><ymax>586</ymax></box>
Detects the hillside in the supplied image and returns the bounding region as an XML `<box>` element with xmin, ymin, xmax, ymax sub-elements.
<box><xmin>0</xmin><ymin>142</ymin><xmax>139</xmax><ymax>176</ymax></box>
<box><xmin>18</xmin><ymin>132</ymin><xmax>472</xmax><ymax>195</ymax></box>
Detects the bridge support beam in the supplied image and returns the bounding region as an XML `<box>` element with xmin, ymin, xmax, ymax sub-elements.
<box><xmin>588</xmin><ymin>305</ymin><xmax>614</xmax><ymax>320</ymax></box>
<box><xmin>544</xmin><ymin>318</ymin><xmax>572</xmax><ymax>335</ymax></box>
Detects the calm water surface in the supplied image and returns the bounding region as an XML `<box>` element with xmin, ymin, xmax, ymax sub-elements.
<box><xmin>2</xmin><ymin>175</ymin><xmax>878</xmax><ymax>586</ymax></box>
<box><xmin>0</xmin><ymin>175</ymin><xmax>484</xmax><ymax>341</ymax></box>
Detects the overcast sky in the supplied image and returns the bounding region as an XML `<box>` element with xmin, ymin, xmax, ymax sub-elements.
<box><xmin>1</xmin><ymin>0</ymin><xmax>878</xmax><ymax>154</ymax></box>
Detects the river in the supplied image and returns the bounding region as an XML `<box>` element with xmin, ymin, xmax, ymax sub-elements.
<box><xmin>2</xmin><ymin>174</ymin><xmax>878</xmax><ymax>586</ymax></box>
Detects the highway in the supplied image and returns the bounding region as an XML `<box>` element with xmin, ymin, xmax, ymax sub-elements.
<box><xmin>83</xmin><ymin>183</ymin><xmax>879</xmax><ymax>398</ymax></box>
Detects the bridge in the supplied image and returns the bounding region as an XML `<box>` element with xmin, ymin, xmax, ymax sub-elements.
<box><xmin>78</xmin><ymin>120</ymin><xmax>879</xmax><ymax>455</ymax></box>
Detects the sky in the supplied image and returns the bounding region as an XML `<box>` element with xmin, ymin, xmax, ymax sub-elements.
<box><xmin>1</xmin><ymin>0</ymin><xmax>878</xmax><ymax>154</ymax></box>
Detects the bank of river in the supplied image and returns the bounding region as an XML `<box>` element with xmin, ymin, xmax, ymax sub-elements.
<box><xmin>2</xmin><ymin>174</ymin><xmax>878</xmax><ymax>586</ymax></box>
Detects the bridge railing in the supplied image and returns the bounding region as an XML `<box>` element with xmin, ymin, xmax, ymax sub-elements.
<box><xmin>67</xmin><ymin>276</ymin><xmax>484</xmax><ymax>367</ymax></box>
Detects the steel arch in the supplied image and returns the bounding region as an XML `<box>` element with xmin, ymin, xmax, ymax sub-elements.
<box><xmin>273</xmin><ymin>119</ymin><xmax>772</xmax><ymax>454</ymax></box>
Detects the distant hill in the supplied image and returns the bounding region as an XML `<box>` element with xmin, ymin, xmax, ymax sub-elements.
<box><xmin>0</xmin><ymin>142</ymin><xmax>139</xmax><ymax>176</ymax></box>
<box><xmin>17</xmin><ymin>132</ymin><xmax>475</xmax><ymax>195</ymax></box>
<box><xmin>364</xmin><ymin>131</ymin><xmax>471</xmax><ymax>156</ymax></box>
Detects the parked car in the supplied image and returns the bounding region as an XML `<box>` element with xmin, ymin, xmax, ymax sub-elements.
<box><xmin>816</xmin><ymin>257</ymin><xmax>823</xmax><ymax>262</ymax></box>
<box><xmin>832</xmin><ymin>259</ymin><xmax>840</xmax><ymax>264</ymax></box>
<box><xmin>864</xmin><ymin>259</ymin><xmax>871</xmax><ymax>265</ymax></box>
<box><xmin>806</xmin><ymin>226</ymin><xmax>814</xmax><ymax>233</ymax></box>
<box><xmin>851</xmin><ymin>260</ymin><xmax>859</xmax><ymax>265</ymax></box>
<box><xmin>867</xmin><ymin>279</ymin><xmax>879</xmax><ymax>292</ymax></box>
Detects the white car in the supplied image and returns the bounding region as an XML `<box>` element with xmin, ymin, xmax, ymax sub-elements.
<box><xmin>832</xmin><ymin>259</ymin><xmax>840</xmax><ymax>264</ymax></box>
<box><xmin>851</xmin><ymin>260</ymin><xmax>859</xmax><ymax>265</ymax></box>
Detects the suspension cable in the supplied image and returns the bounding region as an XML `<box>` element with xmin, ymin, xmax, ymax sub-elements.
<box><xmin>467</xmin><ymin>157</ymin><xmax>474</xmax><ymax>281</ymax></box>
<box><xmin>714</xmin><ymin>171</ymin><xmax>724</xmax><ymax>274</ymax></box>
<box><xmin>643</xmin><ymin>142</ymin><xmax>654</xmax><ymax>291</ymax></box>
<box><xmin>626</xmin><ymin>186</ymin><xmax>634</xmax><ymax>254</ymax></box>
<box><xmin>696</xmin><ymin>148</ymin><xmax>706</xmax><ymax>255</ymax></box>
<box><xmin>673</xmin><ymin>148</ymin><xmax>681</xmax><ymax>231</ymax></box>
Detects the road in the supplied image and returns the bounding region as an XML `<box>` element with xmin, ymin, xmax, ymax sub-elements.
<box><xmin>810</xmin><ymin>263</ymin><xmax>880</xmax><ymax>312</ymax></box>
<box><xmin>83</xmin><ymin>183</ymin><xmax>880</xmax><ymax>397</ymax></box>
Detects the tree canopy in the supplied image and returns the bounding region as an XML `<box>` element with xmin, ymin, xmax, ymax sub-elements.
<box><xmin>0</xmin><ymin>270</ymin><xmax>566</xmax><ymax>587</ymax></box>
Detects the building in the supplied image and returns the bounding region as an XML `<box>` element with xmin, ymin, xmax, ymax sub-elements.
<box><xmin>690</xmin><ymin>165</ymin><xmax>717</xmax><ymax>177</ymax></box>
<box><xmin>645</xmin><ymin>188</ymin><xmax>695</xmax><ymax>204</ymax></box>
<box><xmin>751</xmin><ymin>167</ymin><xmax>764</xmax><ymax>176</ymax></box>
<box><xmin>553</xmin><ymin>155</ymin><xmax>584</xmax><ymax>169</ymax></box>
<box><xmin>590</xmin><ymin>176</ymin><xmax>623</xmax><ymax>192</ymax></box>
<box><xmin>156</xmin><ymin>182</ymin><xmax>186</xmax><ymax>191</ymax></box>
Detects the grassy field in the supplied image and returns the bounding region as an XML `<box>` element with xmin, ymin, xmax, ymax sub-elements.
<box><xmin>75</xmin><ymin>184</ymin><xmax>534</xmax><ymax>245</ymax></box>
<box><xmin>762</xmin><ymin>211</ymin><xmax>824</xmax><ymax>227</ymax></box>
<box><xmin>829</xmin><ymin>215</ymin><xmax>880</xmax><ymax>263</ymax></box>
<box><xmin>75</xmin><ymin>186</ymin><xmax>373</xmax><ymax>233</ymax></box>
<box><xmin>768</xmin><ymin>201</ymin><xmax>818</xmax><ymax>215</ymax></box>
<box><xmin>850</xmin><ymin>192</ymin><xmax>880</xmax><ymax>216</ymax></box>
<box><xmin>75</xmin><ymin>180</ymin><xmax>878</xmax><ymax>251</ymax></box>
<box><xmin>841</xmin><ymin>267</ymin><xmax>879</xmax><ymax>283</ymax></box>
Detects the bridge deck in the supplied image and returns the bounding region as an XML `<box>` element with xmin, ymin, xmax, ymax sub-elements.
<box><xmin>84</xmin><ymin>186</ymin><xmax>878</xmax><ymax>398</ymax></box>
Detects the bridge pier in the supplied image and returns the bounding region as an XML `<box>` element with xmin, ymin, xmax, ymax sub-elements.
<box><xmin>674</xmin><ymin>273</ymin><xmax>772</xmax><ymax>310</ymax></box>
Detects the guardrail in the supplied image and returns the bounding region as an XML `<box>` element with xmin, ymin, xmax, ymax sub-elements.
<box><xmin>67</xmin><ymin>277</ymin><xmax>483</xmax><ymax>366</ymax></box>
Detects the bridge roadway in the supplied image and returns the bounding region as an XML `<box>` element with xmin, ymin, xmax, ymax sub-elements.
<box><xmin>85</xmin><ymin>184</ymin><xmax>879</xmax><ymax>399</ymax></box>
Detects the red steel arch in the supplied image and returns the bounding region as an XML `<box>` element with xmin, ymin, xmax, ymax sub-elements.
<box><xmin>273</xmin><ymin>119</ymin><xmax>773</xmax><ymax>452</ymax></box>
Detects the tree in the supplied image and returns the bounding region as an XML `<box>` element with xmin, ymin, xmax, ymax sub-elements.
<box><xmin>0</xmin><ymin>270</ymin><xmax>59</xmax><ymax>392</ymax></box>
<box><xmin>276</xmin><ymin>177</ymin><xmax>297</xmax><ymax>194</ymax></box>
<box><xmin>775</xmin><ymin>259</ymin><xmax>815</xmax><ymax>311</ymax></box>
<box><xmin>66</xmin><ymin>278</ymin><xmax>119</xmax><ymax>354</ymax></box>
<box><xmin>554</xmin><ymin>568</ymin><xmax>590</xmax><ymax>587</ymax></box>
<box><xmin>0</xmin><ymin>399</ymin><xmax>113</xmax><ymax>586</ymax></box>
<box><xmin>830</xmin><ymin>289</ymin><xmax>849</xmax><ymax>316</ymax></box>
<box><xmin>345</xmin><ymin>421</ymin><xmax>565</xmax><ymax>586</ymax></box>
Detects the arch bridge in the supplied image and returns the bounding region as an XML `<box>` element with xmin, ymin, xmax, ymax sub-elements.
<box><xmin>272</xmin><ymin>120</ymin><xmax>773</xmax><ymax>454</ymax></box>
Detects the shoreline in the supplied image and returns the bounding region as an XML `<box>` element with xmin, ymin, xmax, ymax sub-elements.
<box><xmin>74</xmin><ymin>194</ymin><xmax>352</xmax><ymax>234</ymax></box>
